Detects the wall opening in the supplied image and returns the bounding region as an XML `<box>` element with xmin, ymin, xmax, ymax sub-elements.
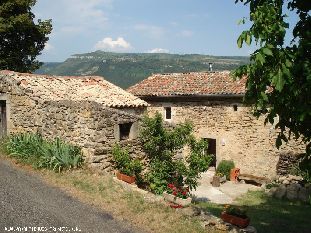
<box><xmin>119</xmin><ymin>122</ymin><xmax>133</xmax><ymax>140</ymax></box>
<box><xmin>233</xmin><ymin>105</ymin><xmax>238</xmax><ymax>111</ymax></box>
<box><xmin>203</xmin><ymin>138</ymin><xmax>217</xmax><ymax>167</ymax></box>
<box><xmin>165</xmin><ymin>107</ymin><xmax>172</xmax><ymax>120</ymax></box>
<box><xmin>0</xmin><ymin>100</ymin><xmax>7</xmax><ymax>138</ymax></box>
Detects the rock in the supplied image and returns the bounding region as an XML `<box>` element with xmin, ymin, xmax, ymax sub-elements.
<box><xmin>178</xmin><ymin>206</ymin><xmax>201</xmax><ymax>217</ymax></box>
<box><xmin>278</xmin><ymin>176</ymin><xmax>286</xmax><ymax>182</ymax></box>
<box><xmin>298</xmin><ymin>187</ymin><xmax>309</xmax><ymax>203</ymax></box>
<box><xmin>286</xmin><ymin>183</ymin><xmax>301</xmax><ymax>200</ymax></box>
<box><xmin>240</xmin><ymin>226</ymin><xmax>257</xmax><ymax>233</ymax></box>
<box><xmin>274</xmin><ymin>185</ymin><xmax>287</xmax><ymax>199</ymax></box>
<box><xmin>228</xmin><ymin>226</ymin><xmax>240</xmax><ymax>233</ymax></box>
<box><xmin>215</xmin><ymin>223</ymin><xmax>229</xmax><ymax>231</ymax></box>
<box><xmin>282</xmin><ymin>179</ymin><xmax>290</xmax><ymax>185</ymax></box>
<box><xmin>267</xmin><ymin>187</ymin><xmax>277</xmax><ymax>197</ymax></box>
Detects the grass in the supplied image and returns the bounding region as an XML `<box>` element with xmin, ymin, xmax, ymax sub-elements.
<box><xmin>196</xmin><ymin>190</ymin><xmax>311</xmax><ymax>233</ymax></box>
<box><xmin>0</xmin><ymin>150</ymin><xmax>221</xmax><ymax>233</ymax></box>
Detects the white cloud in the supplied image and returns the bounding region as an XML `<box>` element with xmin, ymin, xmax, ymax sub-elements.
<box><xmin>34</xmin><ymin>0</ymin><xmax>111</xmax><ymax>36</ymax></box>
<box><xmin>147</xmin><ymin>48</ymin><xmax>169</xmax><ymax>53</ymax></box>
<box><xmin>180</xmin><ymin>30</ymin><xmax>193</xmax><ymax>37</ymax></box>
<box><xmin>94</xmin><ymin>37</ymin><xmax>132</xmax><ymax>51</ymax></box>
<box><xmin>44</xmin><ymin>42</ymin><xmax>53</xmax><ymax>51</ymax></box>
<box><xmin>134</xmin><ymin>24</ymin><xmax>165</xmax><ymax>38</ymax></box>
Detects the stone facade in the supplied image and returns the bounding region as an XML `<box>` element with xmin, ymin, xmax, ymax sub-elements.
<box><xmin>0</xmin><ymin>71</ymin><xmax>148</xmax><ymax>173</ymax></box>
<box><xmin>145</xmin><ymin>99</ymin><xmax>305</xmax><ymax>178</ymax></box>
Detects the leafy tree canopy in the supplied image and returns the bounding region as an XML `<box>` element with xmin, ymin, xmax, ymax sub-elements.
<box><xmin>0</xmin><ymin>0</ymin><xmax>52</xmax><ymax>72</ymax></box>
<box><xmin>234</xmin><ymin>0</ymin><xmax>310</xmax><ymax>155</ymax></box>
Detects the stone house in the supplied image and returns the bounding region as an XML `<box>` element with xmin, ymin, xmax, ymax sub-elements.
<box><xmin>0</xmin><ymin>70</ymin><xmax>148</xmax><ymax>172</ymax></box>
<box><xmin>128</xmin><ymin>71</ymin><xmax>304</xmax><ymax>178</ymax></box>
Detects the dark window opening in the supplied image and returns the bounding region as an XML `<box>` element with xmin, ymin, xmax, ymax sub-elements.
<box><xmin>0</xmin><ymin>100</ymin><xmax>7</xmax><ymax>138</ymax></box>
<box><xmin>233</xmin><ymin>105</ymin><xmax>238</xmax><ymax>111</ymax></box>
<box><xmin>203</xmin><ymin>138</ymin><xmax>217</xmax><ymax>167</ymax></box>
<box><xmin>165</xmin><ymin>107</ymin><xmax>171</xmax><ymax>120</ymax></box>
<box><xmin>119</xmin><ymin>122</ymin><xmax>132</xmax><ymax>140</ymax></box>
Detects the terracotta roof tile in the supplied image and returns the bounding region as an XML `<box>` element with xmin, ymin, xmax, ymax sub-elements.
<box><xmin>0</xmin><ymin>70</ymin><xmax>148</xmax><ymax>107</ymax></box>
<box><xmin>127</xmin><ymin>71</ymin><xmax>246</xmax><ymax>97</ymax></box>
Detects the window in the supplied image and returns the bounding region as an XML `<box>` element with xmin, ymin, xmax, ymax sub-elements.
<box><xmin>119</xmin><ymin>122</ymin><xmax>132</xmax><ymax>140</ymax></box>
<box><xmin>165</xmin><ymin>107</ymin><xmax>172</xmax><ymax>120</ymax></box>
<box><xmin>233</xmin><ymin>105</ymin><xmax>238</xmax><ymax>111</ymax></box>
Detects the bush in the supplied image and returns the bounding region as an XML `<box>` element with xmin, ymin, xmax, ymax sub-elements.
<box><xmin>6</xmin><ymin>133</ymin><xmax>83</xmax><ymax>172</ymax></box>
<box><xmin>112</xmin><ymin>144</ymin><xmax>142</xmax><ymax>177</ymax></box>
<box><xmin>216</xmin><ymin>160</ymin><xmax>235</xmax><ymax>180</ymax></box>
<box><xmin>140</xmin><ymin>112</ymin><xmax>212</xmax><ymax>194</ymax></box>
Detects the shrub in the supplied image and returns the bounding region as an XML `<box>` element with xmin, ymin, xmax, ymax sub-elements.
<box><xmin>290</xmin><ymin>155</ymin><xmax>311</xmax><ymax>184</ymax></box>
<box><xmin>6</xmin><ymin>133</ymin><xmax>83</xmax><ymax>172</ymax></box>
<box><xmin>140</xmin><ymin>112</ymin><xmax>212</xmax><ymax>194</ymax></box>
<box><xmin>112</xmin><ymin>144</ymin><xmax>142</xmax><ymax>177</ymax></box>
<box><xmin>216</xmin><ymin>160</ymin><xmax>235</xmax><ymax>180</ymax></box>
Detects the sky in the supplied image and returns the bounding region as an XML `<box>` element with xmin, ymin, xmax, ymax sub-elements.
<box><xmin>33</xmin><ymin>0</ymin><xmax>296</xmax><ymax>62</ymax></box>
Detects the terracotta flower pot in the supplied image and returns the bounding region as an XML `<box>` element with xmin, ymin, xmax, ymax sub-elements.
<box><xmin>116</xmin><ymin>171</ymin><xmax>136</xmax><ymax>184</ymax></box>
<box><xmin>221</xmin><ymin>212</ymin><xmax>250</xmax><ymax>228</ymax></box>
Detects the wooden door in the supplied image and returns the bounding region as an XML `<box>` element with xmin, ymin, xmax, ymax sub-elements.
<box><xmin>0</xmin><ymin>101</ymin><xmax>7</xmax><ymax>138</ymax></box>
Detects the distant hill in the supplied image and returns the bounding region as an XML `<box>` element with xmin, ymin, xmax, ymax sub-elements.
<box><xmin>35</xmin><ymin>51</ymin><xmax>249</xmax><ymax>88</ymax></box>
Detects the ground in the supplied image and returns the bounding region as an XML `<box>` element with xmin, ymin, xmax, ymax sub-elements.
<box><xmin>0</xmin><ymin>159</ymin><xmax>143</xmax><ymax>233</ymax></box>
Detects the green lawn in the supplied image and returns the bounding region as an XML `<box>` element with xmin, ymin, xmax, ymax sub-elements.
<box><xmin>196</xmin><ymin>191</ymin><xmax>311</xmax><ymax>233</ymax></box>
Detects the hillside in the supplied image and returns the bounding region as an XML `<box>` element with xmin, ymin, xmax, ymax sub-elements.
<box><xmin>36</xmin><ymin>51</ymin><xmax>249</xmax><ymax>88</ymax></box>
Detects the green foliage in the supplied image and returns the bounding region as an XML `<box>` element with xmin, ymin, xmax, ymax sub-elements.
<box><xmin>234</xmin><ymin>0</ymin><xmax>311</xmax><ymax>156</ymax></box>
<box><xmin>290</xmin><ymin>156</ymin><xmax>311</xmax><ymax>184</ymax></box>
<box><xmin>6</xmin><ymin>133</ymin><xmax>83</xmax><ymax>171</ymax></box>
<box><xmin>112</xmin><ymin>144</ymin><xmax>142</xmax><ymax>177</ymax></box>
<box><xmin>140</xmin><ymin>112</ymin><xmax>212</xmax><ymax>194</ymax></box>
<box><xmin>216</xmin><ymin>160</ymin><xmax>235</xmax><ymax>180</ymax></box>
<box><xmin>0</xmin><ymin>0</ymin><xmax>52</xmax><ymax>72</ymax></box>
<box><xmin>35</xmin><ymin>52</ymin><xmax>249</xmax><ymax>88</ymax></box>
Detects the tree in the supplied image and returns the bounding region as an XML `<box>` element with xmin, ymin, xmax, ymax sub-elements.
<box><xmin>234</xmin><ymin>0</ymin><xmax>311</xmax><ymax>156</ymax></box>
<box><xmin>0</xmin><ymin>0</ymin><xmax>52</xmax><ymax>72</ymax></box>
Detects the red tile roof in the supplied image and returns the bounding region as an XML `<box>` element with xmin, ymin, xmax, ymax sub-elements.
<box><xmin>0</xmin><ymin>70</ymin><xmax>148</xmax><ymax>108</ymax></box>
<box><xmin>127</xmin><ymin>71</ymin><xmax>246</xmax><ymax>97</ymax></box>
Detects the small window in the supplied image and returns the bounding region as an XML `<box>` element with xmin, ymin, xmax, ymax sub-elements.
<box><xmin>165</xmin><ymin>107</ymin><xmax>172</xmax><ymax>120</ymax></box>
<box><xmin>119</xmin><ymin>123</ymin><xmax>132</xmax><ymax>140</ymax></box>
<box><xmin>233</xmin><ymin>105</ymin><xmax>238</xmax><ymax>111</ymax></box>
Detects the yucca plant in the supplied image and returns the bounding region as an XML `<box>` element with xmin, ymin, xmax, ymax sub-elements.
<box><xmin>6</xmin><ymin>133</ymin><xmax>84</xmax><ymax>172</ymax></box>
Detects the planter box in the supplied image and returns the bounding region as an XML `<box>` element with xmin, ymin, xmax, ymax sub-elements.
<box><xmin>116</xmin><ymin>172</ymin><xmax>136</xmax><ymax>184</ymax></box>
<box><xmin>163</xmin><ymin>192</ymin><xmax>192</xmax><ymax>207</ymax></box>
<box><xmin>221</xmin><ymin>212</ymin><xmax>250</xmax><ymax>228</ymax></box>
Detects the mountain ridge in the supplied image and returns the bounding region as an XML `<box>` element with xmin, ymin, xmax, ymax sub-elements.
<box><xmin>35</xmin><ymin>51</ymin><xmax>249</xmax><ymax>88</ymax></box>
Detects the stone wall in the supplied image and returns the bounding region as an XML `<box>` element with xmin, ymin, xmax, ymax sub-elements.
<box><xmin>0</xmin><ymin>83</ymin><xmax>146</xmax><ymax>173</ymax></box>
<box><xmin>146</xmin><ymin>100</ymin><xmax>305</xmax><ymax>178</ymax></box>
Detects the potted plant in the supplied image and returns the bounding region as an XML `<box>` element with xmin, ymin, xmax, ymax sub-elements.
<box><xmin>221</xmin><ymin>205</ymin><xmax>250</xmax><ymax>228</ymax></box>
<box><xmin>212</xmin><ymin>172</ymin><xmax>226</xmax><ymax>187</ymax></box>
<box><xmin>112</xmin><ymin>144</ymin><xmax>142</xmax><ymax>184</ymax></box>
<box><xmin>163</xmin><ymin>183</ymin><xmax>192</xmax><ymax>207</ymax></box>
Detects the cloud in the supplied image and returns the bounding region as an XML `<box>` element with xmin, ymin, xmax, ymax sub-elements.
<box><xmin>34</xmin><ymin>0</ymin><xmax>111</xmax><ymax>36</ymax></box>
<box><xmin>94</xmin><ymin>37</ymin><xmax>132</xmax><ymax>51</ymax></box>
<box><xmin>44</xmin><ymin>42</ymin><xmax>53</xmax><ymax>51</ymax></box>
<box><xmin>134</xmin><ymin>24</ymin><xmax>165</xmax><ymax>38</ymax></box>
<box><xmin>147</xmin><ymin>48</ymin><xmax>169</xmax><ymax>53</ymax></box>
<box><xmin>180</xmin><ymin>30</ymin><xmax>193</xmax><ymax>37</ymax></box>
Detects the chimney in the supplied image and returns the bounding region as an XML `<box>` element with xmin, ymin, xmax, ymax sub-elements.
<box><xmin>208</xmin><ymin>63</ymin><xmax>213</xmax><ymax>72</ymax></box>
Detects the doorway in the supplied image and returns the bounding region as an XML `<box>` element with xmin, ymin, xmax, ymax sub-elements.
<box><xmin>204</xmin><ymin>138</ymin><xmax>217</xmax><ymax>167</ymax></box>
<box><xmin>0</xmin><ymin>100</ymin><xmax>7</xmax><ymax>138</ymax></box>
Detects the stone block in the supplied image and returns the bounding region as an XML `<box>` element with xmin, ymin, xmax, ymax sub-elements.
<box><xmin>274</xmin><ymin>185</ymin><xmax>287</xmax><ymax>199</ymax></box>
<box><xmin>286</xmin><ymin>183</ymin><xmax>301</xmax><ymax>200</ymax></box>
